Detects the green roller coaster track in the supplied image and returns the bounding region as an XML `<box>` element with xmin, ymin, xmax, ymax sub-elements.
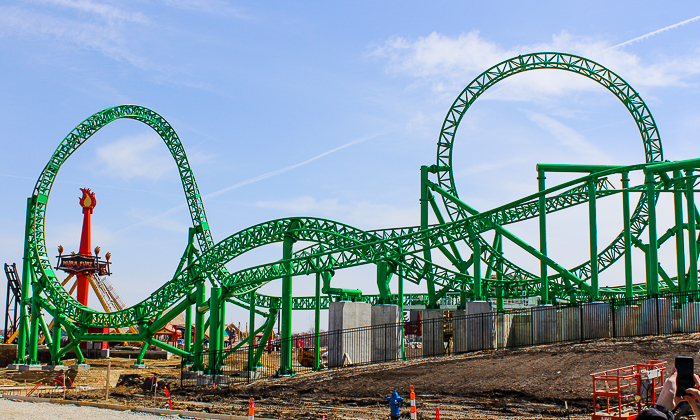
<box><xmin>13</xmin><ymin>52</ymin><xmax>700</xmax><ymax>375</ymax></box>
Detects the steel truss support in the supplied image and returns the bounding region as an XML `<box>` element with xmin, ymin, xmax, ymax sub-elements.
<box><xmin>278</xmin><ymin>220</ymin><xmax>299</xmax><ymax>376</ymax></box>
<box><xmin>15</xmin><ymin>198</ymin><xmax>33</xmax><ymax>364</ymax></box>
<box><xmin>588</xmin><ymin>178</ymin><xmax>599</xmax><ymax>300</ymax></box>
<box><xmin>646</xmin><ymin>173</ymin><xmax>660</xmax><ymax>295</ymax></box>
<box><xmin>686</xmin><ymin>171</ymin><xmax>699</xmax><ymax>293</ymax></box>
<box><xmin>674</xmin><ymin>171</ymin><xmax>687</xmax><ymax>296</ymax></box>
<box><xmin>538</xmin><ymin>169</ymin><xmax>548</xmax><ymax>303</ymax></box>
<box><xmin>247</xmin><ymin>289</ymin><xmax>256</xmax><ymax>372</ymax></box>
<box><xmin>622</xmin><ymin>172</ymin><xmax>633</xmax><ymax>300</ymax></box>
<box><xmin>22</xmin><ymin>53</ymin><xmax>700</xmax><ymax>362</ymax></box>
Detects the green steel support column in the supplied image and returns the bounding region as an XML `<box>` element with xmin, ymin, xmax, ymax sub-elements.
<box><xmin>74</xmin><ymin>328</ymin><xmax>86</xmax><ymax>364</ymax></box>
<box><xmin>251</xmin><ymin>309</ymin><xmax>278</xmax><ymax>368</ymax></box>
<box><xmin>472</xmin><ymin>237</ymin><xmax>482</xmax><ymax>301</ymax></box>
<box><xmin>459</xmin><ymin>280</ymin><xmax>467</xmax><ymax>310</ymax></box>
<box><xmin>674</xmin><ymin>170</ymin><xmax>687</xmax><ymax>295</ymax></box>
<box><xmin>538</xmin><ymin>169</ymin><xmax>549</xmax><ymax>304</ymax></box>
<box><xmin>646</xmin><ymin>173</ymin><xmax>660</xmax><ymax>295</ymax></box>
<box><xmin>184</xmin><ymin>306</ymin><xmax>192</xmax><ymax>354</ymax></box>
<box><xmin>398</xmin><ymin>265</ymin><xmax>406</xmax><ymax>361</ymax></box>
<box><xmin>28</xmin><ymin>274</ymin><xmax>40</xmax><ymax>364</ymax></box>
<box><xmin>247</xmin><ymin>290</ymin><xmax>256</xmax><ymax>372</ymax></box>
<box><xmin>427</xmin><ymin>181</ymin><xmax>592</xmax><ymax>294</ymax></box>
<box><xmin>222</xmin><ymin>324</ymin><xmax>263</xmax><ymax>359</ymax></box>
<box><xmin>376</xmin><ymin>262</ymin><xmax>392</xmax><ymax>304</ymax></box>
<box><xmin>136</xmin><ymin>341</ymin><xmax>148</xmax><ymax>365</ymax></box>
<box><xmin>184</xmin><ymin>227</ymin><xmax>195</xmax><ymax>355</ymax></box>
<box><xmin>496</xmin><ymin>285</ymin><xmax>504</xmax><ymax>313</ymax></box>
<box><xmin>622</xmin><ymin>172</ymin><xmax>633</xmax><ymax>300</ymax></box>
<box><xmin>686</xmin><ymin>171</ymin><xmax>698</xmax><ymax>293</ymax></box>
<box><xmin>421</xmin><ymin>165</ymin><xmax>438</xmax><ymax>308</ymax></box>
<box><xmin>497</xmin><ymin>234</ymin><xmax>504</xmax><ymax>311</ymax></box>
<box><xmin>15</xmin><ymin>197</ymin><xmax>33</xmax><ymax>365</ymax></box>
<box><xmin>279</xmin><ymin>231</ymin><xmax>295</xmax><ymax>376</ymax></box>
<box><xmin>208</xmin><ymin>286</ymin><xmax>222</xmax><ymax>374</ymax></box>
<box><xmin>587</xmin><ymin>179</ymin><xmax>599</xmax><ymax>300</ymax></box>
<box><xmin>150</xmin><ymin>338</ymin><xmax>189</xmax><ymax>358</ymax></box>
<box><xmin>483</xmin><ymin>233</ymin><xmax>500</xmax><ymax>286</ymax></box>
<box><xmin>220</xmin><ymin>297</ymin><xmax>226</xmax><ymax>349</ymax></box>
<box><xmin>39</xmin><ymin>311</ymin><xmax>52</xmax><ymax>347</ymax></box>
<box><xmin>193</xmin><ymin>280</ymin><xmax>206</xmax><ymax>371</ymax></box>
<box><xmin>314</xmin><ymin>271</ymin><xmax>321</xmax><ymax>371</ymax></box>
<box><xmin>50</xmin><ymin>317</ymin><xmax>62</xmax><ymax>365</ymax></box>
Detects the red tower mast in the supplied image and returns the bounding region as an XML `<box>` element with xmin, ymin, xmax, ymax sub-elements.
<box><xmin>55</xmin><ymin>189</ymin><xmax>113</xmax><ymax>353</ymax></box>
<box><xmin>76</xmin><ymin>188</ymin><xmax>96</xmax><ymax>306</ymax></box>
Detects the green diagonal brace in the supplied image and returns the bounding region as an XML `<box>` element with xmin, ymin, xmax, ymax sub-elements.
<box><xmin>428</xmin><ymin>181</ymin><xmax>592</xmax><ymax>295</ymax></box>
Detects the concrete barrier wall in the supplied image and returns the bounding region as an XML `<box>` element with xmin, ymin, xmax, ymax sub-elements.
<box><xmin>328</xmin><ymin>301</ymin><xmax>371</xmax><ymax>367</ymax></box>
<box><xmin>453</xmin><ymin>301</ymin><xmax>494</xmax><ymax>353</ymax></box>
<box><xmin>582</xmin><ymin>302</ymin><xmax>609</xmax><ymax>340</ymax></box>
<box><xmin>641</xmin><ymin>298</ymin><xmax>672</xmax><ymax>335</ymax></box>
<box><xmin>421</xmin><ymin>309</ymin><xmax>444</xmax><ymax>357</ymax></box>
<box><xmin>532</xmin><ymin>305</ymin><xmax>557</xmax><ymax>345</ymax></box>
<box><xmin>614</xmin><ymin>305</ymin><xmax>642</xmax><ymax>337</ymax></box>
<box><xmin>557</xmin><ymin>307</ymin><xmax>581</xmax><ymax>342</ymax></box>
<box><xmin>508</xmin><ymin>313</ymin><xmax>532</xmax><ymax>348</ymax></box>
<box><xmin>681</xmin><ymin>302</ymin><xmax>700</xmax><ymax>333</ymax></box>
<box><xmin>673</xmin><ymin>309</ymin><xmax>682</xmax><ymax>333</ymax></box>
<box><xmin>371</xmin><ymin>305</ymin><xmax>401</xmax><ymax>363</ymax></box>
<box><xmin>494</xmin><ymin>313</ymin><xmax>513</xmax><ymax>349</ymax></box>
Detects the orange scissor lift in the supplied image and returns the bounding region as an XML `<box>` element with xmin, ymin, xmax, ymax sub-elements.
<box><xmin>591</xmin><ymin>360</ymin><xmax>668</xmax><ymax>420</ymax></box>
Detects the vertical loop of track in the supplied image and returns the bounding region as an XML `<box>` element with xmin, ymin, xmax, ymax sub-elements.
<box><xmin>436</xmin><ymin>52</ymin><xmax>663</xmax><ymax>286</ymax></box>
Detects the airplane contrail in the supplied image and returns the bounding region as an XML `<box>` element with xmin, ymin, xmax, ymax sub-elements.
<box><xmin>115</xmin><ymin>130</ymin><xmax>387</xmax><ymax>233</ymax></box>
<box><xmin>607</xmin><ymin>15</ymin><xmax>700</xmax><ymax>50</ymax></box>
<box><xmin>203</xmin><ymin>131</ymin><xmax>383</xmax><ymax>200</ymax></box>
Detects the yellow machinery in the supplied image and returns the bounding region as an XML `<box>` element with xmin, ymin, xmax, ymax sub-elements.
<box><xmin>297</xmin><ymin>347</ymin><xmax>316</xmax><ymax>367</ymax></box>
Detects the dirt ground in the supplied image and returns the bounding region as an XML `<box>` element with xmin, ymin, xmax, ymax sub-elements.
<box><xmin>20</xmin><ymin>334</ymin><xmax>700</xmax><ymax>419</ymax></box>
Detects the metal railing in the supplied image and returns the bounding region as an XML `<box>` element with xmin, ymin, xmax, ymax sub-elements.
<box><xmin>181</xmin><ymin>290</ymin><xmax>700</xmax><ymax>386</ymax></box>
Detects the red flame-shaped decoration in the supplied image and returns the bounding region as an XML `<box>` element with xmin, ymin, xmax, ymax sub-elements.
<box><xmin>79</xmin><ymin>188</ymin><xmax>97</xmax><ymax>212</ymax></box>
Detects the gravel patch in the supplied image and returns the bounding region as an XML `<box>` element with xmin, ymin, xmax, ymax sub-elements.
<box><xmin>0</xmin><ymin>398</ymin><xmax>182</xmax><ymax>420</ymax></box>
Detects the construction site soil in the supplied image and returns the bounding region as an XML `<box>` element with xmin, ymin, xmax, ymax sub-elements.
<box><xmin>16</xmin><ymin>335</ymin><xmax>700</xmax><ymax>419</ymax></box>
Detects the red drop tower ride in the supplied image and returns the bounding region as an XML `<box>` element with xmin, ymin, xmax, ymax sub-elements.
<box><xmin>55</xmin><ymin>188</ymin><xmax>112</xmax><ymax>351</ymax></box>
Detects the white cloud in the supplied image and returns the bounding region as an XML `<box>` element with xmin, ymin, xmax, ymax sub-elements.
<box><xmin>255</xmin><ymin>196</ymin><xmax>417</xmax><ymax>230</ymax></box>
<box><xmin>95</xmin><ymin>133</ymin><xmax>174</xmax><ymax>180</ymax></box>
<box><xmin>370</xmin><ymin>30</ymin><xmax>700</xmax><ymax>100</ymax></box>
<box><xmin>34</xmin><ymin>0</ymin><xmax>147</xmax><ymax>23</ymax></box>
<box><xmin>527</xmin><ymin>112</ymin><xmax>614</xmax><ymax>165</ymax></box>
<box><xmin>0</xmin><ymin>4</ymin><xmax>151</xmax><ymax>69</ymax></box>
<box><xmin>161</xmin><ymin>0</ymin><xmax>247</xmax><ymax>18</ymax></box>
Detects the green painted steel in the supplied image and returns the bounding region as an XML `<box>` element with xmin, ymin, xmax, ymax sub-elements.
<box><xmin>15</xmin><ymin>52</ymin><xmax>700</xmax><ymax>370</ymax></box>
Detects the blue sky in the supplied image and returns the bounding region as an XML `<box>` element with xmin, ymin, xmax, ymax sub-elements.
<box><xmin>1</xmin><ymin>1</ymin><xmax>700</xmax><ymax>332</ymax></box>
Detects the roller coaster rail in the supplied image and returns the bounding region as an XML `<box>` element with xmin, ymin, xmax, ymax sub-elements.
<box><xmin>13</xmin><ymin>52</ymin><xmax>700</xmax><ymax>376</ymax></box>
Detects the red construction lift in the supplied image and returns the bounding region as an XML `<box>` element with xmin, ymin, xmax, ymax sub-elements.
<box><xmin>591</xmin><ymin>360</ymin><xmax>668</xmax><ymax>419</ymax></box>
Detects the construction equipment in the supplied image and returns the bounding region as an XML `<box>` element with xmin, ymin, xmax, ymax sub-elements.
<box><xmin>590</xmin><ymin>360</ymin><xmax>668</xmax><ymax>419</ymax></box>
<box><xmin>297</xmin><ymin>347</ymin><xmax>316</xmax><ymax>367</ymax></box>
<box><xmin>297</xmin><ymin>347</ymin><xmax>327</xmax><ymax>367</ymax></box>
